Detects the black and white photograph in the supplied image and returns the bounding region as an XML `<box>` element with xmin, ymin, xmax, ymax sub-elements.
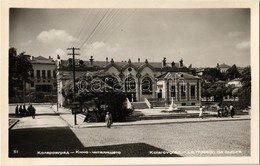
<box><xmin>1</xmin><ymin>0</ymin><xmax>259</xmax><ymax>165</ymax></box>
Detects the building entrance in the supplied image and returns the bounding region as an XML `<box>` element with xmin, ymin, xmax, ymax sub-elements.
<box><xmin>125</xmin><ymin>76</ymin><xmax>136</xmax><ymax>102</ymax></box>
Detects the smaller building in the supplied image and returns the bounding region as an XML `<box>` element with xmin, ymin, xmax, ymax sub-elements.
<box><xmin>26</xmin><ymin>56</ymin><xmax>57</xmax><ymax>102</ymax></box>
<box><xmin>226</xmin><ymin>78</ymin><xmax>242</xmax><ymax>88</ymax></box>
<box><xmin>216</xmin><ymin>63</ymin><xmax>231</xmax><ymax>73</ymax></box>
<box><xmin>156</xmin><ymin>72</ymin><xmax>202</xmax><ymax>106</ymax></box>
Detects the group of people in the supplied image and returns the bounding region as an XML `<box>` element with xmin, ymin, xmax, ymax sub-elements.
<box><xmin>217</xmin><ymin>104</ymin><xmax>235</xmax><ymax>118</ymax></box>
<box><xmin>199</xmin><ymin>104</ymin><xmax>235</xmax><ymax>119</ymax></box>
<box><xmin>15</xmin><ymin>104</ymin><xmax>36</xmax><ymax>119</ymax></box>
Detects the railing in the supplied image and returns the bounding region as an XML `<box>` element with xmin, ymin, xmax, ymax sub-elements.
<box><xmin>144</xmin><ymin>97</ymin><xmax>152</xmax><ymax>109</ymax></box>
<box><xmin>126</xmin><ymin>98</ymin><xmax>132</xmax><ymax>109</ymax></box>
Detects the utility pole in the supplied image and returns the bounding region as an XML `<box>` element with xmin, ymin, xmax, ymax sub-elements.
<box><xmin>67</xmin><ymin>47</ymin><xmax>80</xmax><ymax>125</ymax></box>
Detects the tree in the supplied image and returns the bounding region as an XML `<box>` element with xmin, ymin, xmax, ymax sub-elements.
<box><xmin>226</xmin><ymin>64</ymin><xmax>242</xmax><ymax>81</ymax></box>
<box><xmin>202</xmin><ymin>68</ymin><xmax>224</xmax><ymax>83</ymax></box>
<box><xmin>9</xmin><ymin>47</ymin><xmax>33</xmax><ymax>101</ymax></box>
<box><xmin>238</xmin><ymin>67</ymin><xmax>251</xmax><ymax>109</ymax></box>
<box><xmin>62</xmin><ymin>71</ymin><xmax>133</xmax><ymax>122</ymax></box>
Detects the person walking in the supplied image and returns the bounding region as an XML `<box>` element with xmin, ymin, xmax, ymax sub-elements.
<box><xmin>224</xmin><ymin>106</ymin><xmax>228</xmax><ymax>117</ymax></box>
<box><xmin>31</xmin><ymin>105</ymin><xmax>36</xmax><ymax>119</ymax></box>
<box><xmin>19</xmin><ymin>105</ymin><xmax>23</xmax><ymax>116</ymax></box>
<box><xmin>217</xmin><ymin>104</ymin><xmax>221</xmax><ymax>118</ymax></box>
<box><xmin>105</xmin><ymin>112</ymin><xmax>113</xmax><ymax>128</ymax></box>
<box><xmin>83</xmin><ymin>107</ymin><xmax>91</xmax><ymax>123</ymax></box>
<box><xmin>230</xmin><ymin>104</ymin><xmax>235</xmax><ymax>118</ymax></box>
<box><xmin>199</xmin><ymin>106</ymin><xmax>204</xmax><ymax>119</ymax></box>
<box><xmin>15</xmin><ymin>105</ymin><xmax>19</xmax><ymax>116</ymax></box>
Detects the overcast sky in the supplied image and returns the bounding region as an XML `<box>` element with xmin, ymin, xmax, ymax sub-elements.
<box><xmin>9</xmin><ymin>8</ymin><xmax>250</xmax><ymax>67</ymax></box>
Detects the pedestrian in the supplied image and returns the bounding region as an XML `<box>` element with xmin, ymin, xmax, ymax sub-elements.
<box><xmin>19</xmin><ymin>105</ymin><xmax>24</xmax><ymax>116</ymax></box>
<box><xmin>105</xmin><ymin>112</ymin><xmax>113</xmax><ymax>128</ymax></box>
<box><xmin>230</xmin><ymin>104</ymin><xmax>235</xmax><ymax>118</ymax></box>
<box><xmin>23</xmin><ymin>104</ymin><xmax>28</xmax><ymax>116</ymax></box>
<box><xmin>83</xmin><ymin>107</ymin><xmax>91</xmax><ymax>123</ymax></box>
<box><xmin>15</xmin><ymin>105</ymin><xmax>19</xmax><ymax>116</ymax></box>
<box><xmin>27</xmin><ymin>105</ymin><xmax>33</xmax><ymax>116</ymax></box>
<box><xmin>199</xmin><ymin>106</ymin><xmax>204</xmax><ymax>119</ymax></box>
<box><xmin>224</xmin><ymin>106</ymin><xmax>228</xmax><ymax>117</ymax></box>
<box><xmin>31</xmin><ymin>105</ymin><xmax>36</xmax><ymax>119</ymax></box>
<box><xmin>217</xmin><ymin>104</ymin><xmax>221</xmax><ymax>118</ymax></box>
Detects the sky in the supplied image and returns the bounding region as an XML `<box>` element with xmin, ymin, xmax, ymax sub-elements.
<box><xmin>9</xmin><ymin>8</ymin><xmax>250</xmax><ymax>67</ymax></box>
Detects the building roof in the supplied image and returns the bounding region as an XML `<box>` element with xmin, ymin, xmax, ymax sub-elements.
<box><xmin>58</xmin><ymin>59</ymin><xmax>189</xmax><ymax>73</ymax></box>
<box><xmin>217</xmin><ymin>63</ymin><xmax>231</xmax><ymax>68</ymax></box>
<box><xmin>158</xmin><ymin>72</ymin><xmax>200</xmax><ymax>80</ymax></box>
<box><xmin>31</xmin><ymin>56</ymin><xmax>55</xmax><ymax>64</ymax></box>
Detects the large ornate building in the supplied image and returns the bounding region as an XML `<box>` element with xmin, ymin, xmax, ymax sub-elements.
<box><xmin>57</xmin><ymin>56</ymin><xmax>201</xmax><ymax>107</ymax></box>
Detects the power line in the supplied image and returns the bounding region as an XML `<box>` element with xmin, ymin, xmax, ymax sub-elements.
<box><xmin>79</xmin><ymin>9</ymin><xmax>110</xmax><ymax>48</ymax></box>
<box><xmin>75</xmin><ymin>9</ymin><xmax>104</xmax><ymax>48</ymax></box>
<box><xmin>70</xmin><ymin>9</ymin><xmax>92</xmax><ymax>47</ymax></box>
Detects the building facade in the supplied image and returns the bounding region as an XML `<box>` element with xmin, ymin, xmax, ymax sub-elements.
<box><xmin>57</xmin><ymin>56</ymin><xmax>201</xmax><ymax>107</ymax></box>
<box><xmin>27</xmin><ymin>56</ymin><xmax>57</xmax><ymax>102</ymax></box>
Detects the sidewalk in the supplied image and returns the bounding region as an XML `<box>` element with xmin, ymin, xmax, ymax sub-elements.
<box><xmin>53</xmin><ymin>106</ymin><xmax>250</xmax><ymax>128</ymax></box>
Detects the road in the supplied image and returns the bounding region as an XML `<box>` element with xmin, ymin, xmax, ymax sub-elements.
<box><xmin>71</xmin><ymin>120</ymin><xmax>250</xmax><ymax>157</ymax></box>
<box><xmin>9</xmin><ymin>104</ymin><xmax>250</xmax><ymax>157</ymax></box>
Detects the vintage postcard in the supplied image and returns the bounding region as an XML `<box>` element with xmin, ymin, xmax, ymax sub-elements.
<box><xmin>1</xmin><ymin>0</ymin><xmax>259</xmax><ymax>165</ymax></box>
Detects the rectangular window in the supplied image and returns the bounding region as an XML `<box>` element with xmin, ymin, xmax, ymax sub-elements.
<box><xmin>191</xmin><ymin>85</ymin><xmax>195</xmax><ymax>98</ymax></box>
<box><xmin>53</xmin><ymin>70</ymin><xmax>56</xmax><ymax>78</ymax></box>
<box><xmin>30</xmin><ymin>70</ymin><xmax>34</xmax><ymax>78</ymax></box>
<box><xmin>181</xmin><ymin>85</ymin><xmax>186</xmax><ymax>99</ymax></box>
<box><xmin>47</xmin><ymin>70</ymin><xmax>51</xmax><ymax>78</ymax></box>
<box><xmin>42</xmin><ymin>70</ymin><xmax>46</xmax><ymax>79</ymax></box>
<box><xmin>37</xmin><ymin>70</ymin><xmax>40</xmax><ymax>79</ymax></box>
<box><xmin>170</xmin><ymin>85</ymin><xmax>175</xmax><ymax>97</ymax></box>
<box><xmin>31</xmin><ymin>81</ymin><xmax>34</xmax><ymax>87</ymax></box>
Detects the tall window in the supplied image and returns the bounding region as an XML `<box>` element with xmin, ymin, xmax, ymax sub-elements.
<box><xmin>47</xmin><ymin>70</ymin><xmax>51</xmax><ymax>78</ymax></box>
<box><xmin>30</xmin><ymin>70</ymin><xmax>34</xmax><ymax>78</ymax></box>
<box><xmin>53</xmin><ymin>70</ymin><xmax>56</xmax><ymax>78</ymax></box>
<box><xmin>170</xmin><ymin>85</ymin><xmax>175</xmax><ymax>97</ymax></box>
<box><xmin>190</xmin><ymin>85</ymin><xmax>196</xmax><ymax>99</ymax></box>
<box><xmin>36</xmin><ymin>70</ymin><xmax>40</xmax><ymax>79</ymax></box>
<box><xmin>181</xmin><ymin>85</ymin><xmax>186</xmax><ymax>99</ymax></box>
<box><xmin>141</xmin><ymin>77</ymin><xmax>152</xmax><ymax>94</ymax></box>
<box><xmin>125</xmin><ymin>76</ymin><xmax>136</xmax><ymax>92</ymax></box>
<box><xmin>42</xmin><ymin>70</ymin><xmax>46</xmax><ymax>79</ymax></box>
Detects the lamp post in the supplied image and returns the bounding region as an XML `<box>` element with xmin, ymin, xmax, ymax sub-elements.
<box><xmin>168</xmin><ymin>73</ymin><xmax>184</xmax><ymax>111</ymax></box>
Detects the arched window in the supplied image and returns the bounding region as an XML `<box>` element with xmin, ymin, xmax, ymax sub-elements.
<box><xmin>125</xmin><ymin>76</ymin><xmax>136</xmax><ymax>92</ymax></box>
<box><xmin>142</xmin><ymin>77</ymin><xmax>152</xmax><ymax>94</ymax></box>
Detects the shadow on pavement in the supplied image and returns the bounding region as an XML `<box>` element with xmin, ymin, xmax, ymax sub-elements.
<box><xmin>9</xmin><ymin>127</ymin><xmax>181</xmax><ymax>157</ymax></box>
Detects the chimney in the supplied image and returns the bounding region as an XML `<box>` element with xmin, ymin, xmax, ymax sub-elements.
<box><xmin>128</xmin><ymin>59</ymin><xmax>131</xmax><ymax>63</ymax></box>
<box><xmin>180</xmin><ymin>58</ymin><xmax>183</xmax><ymax>67</ymax></box>
<box><xmin>138</xmin><ymin>58</ymin><xmax>140</xmax><ymax>63</ymax></box>
<box><xmin>106</xmin><ymin>57</ymin><xmax>108</xmax><ymax>62</ymax></box>
<box><xmin>171</xmin><ymin>61</ymin><xmax>175</xmax><ymax>67</ymax></box>
<box><xmin>111</xmin><ymin>58</ymin><xmax>114</xmax><ymax>63</ymax></box>
<box><xmin>162</xmin><ymin>57</ymin><xmax>166</xmax><ymax>67</ymax></box>
<box><xmin>90</xmin><ymin>56</ymin><xmax>94</xmax><ymax>67</ymax></box>
<box><xmin>145</xmin><ymin>59</ymin><xmax>148</xmax><ymax>63</ymax></box>
<box><xmin>31</xmin><ymin>56</ymin><xmax>34</xmax><ymax>60</ymax></box>
<box><xmin>49</xmin><ymin>56</ymin><xmax>51</xmax><ymax>59</ymax></box>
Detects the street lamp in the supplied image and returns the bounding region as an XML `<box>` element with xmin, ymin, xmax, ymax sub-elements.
<box><xmin>168</xmin><ymin>73</ymin><xmax>185</xmax><ymax>111</ymax></box>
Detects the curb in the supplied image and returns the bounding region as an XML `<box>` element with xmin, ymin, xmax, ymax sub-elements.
<box><xmin>9</xmin><ymin>119</ymin><xmax>19</xmax><ymax>130</ymax></box>
<box><xmin>51</xmin><ymin>107</ymin><xmax>75</xmax><ymax>128</ymax></box>
<box><xmin>69</xmin><ymin>117</ymin><xmax>251</xmax><ymax>129</ymax></box>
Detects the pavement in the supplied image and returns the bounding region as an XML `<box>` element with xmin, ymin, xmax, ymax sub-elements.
<box><xmin>52</xmin><ymin>106</ymin><xmax>250</xmax><ymax>128</ymax></box>
<box><xmin>8</xmin><ymin>104</ymin><xmax>251</xmax><ymax>158</ymax></box>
